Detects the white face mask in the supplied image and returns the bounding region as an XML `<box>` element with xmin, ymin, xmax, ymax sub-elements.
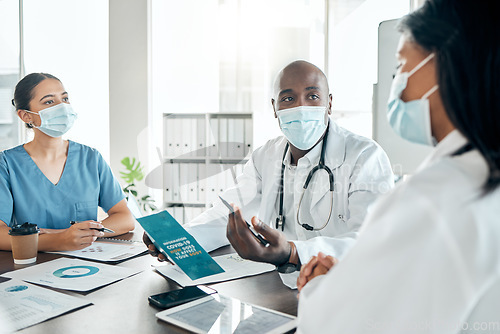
<box><xmin>25</xmin><ymin>103</ymin><xmax>77</xmax><ymax>138</ymax></box>
<box><xmin>276</xmin><ymin>105</ymin><xmax>329</xmax><ymax>150</ymax></box>
<box><xmin>387</xmin><ymin>53</ymin><xmax>439</xmax><ymax>146</ymax></box>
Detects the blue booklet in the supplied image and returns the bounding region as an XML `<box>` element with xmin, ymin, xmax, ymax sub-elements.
<box><xmin>137</xmin><ymin>210</ymin><xmax>225</xmax><ymax>280</ymax></box>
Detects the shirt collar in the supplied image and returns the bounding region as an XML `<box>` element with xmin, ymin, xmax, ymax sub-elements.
<box><xmin>283</xmin><ymin>135</ymin><xmax>323</xmax><ymax>168</ymax></box>
<box><xmin>418</xmin><ymin>129</ymin><xmax>468</xmax><ymax>171</ymax></box>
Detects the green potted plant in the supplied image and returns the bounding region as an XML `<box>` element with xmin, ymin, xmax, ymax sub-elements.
<box><xmin>120</xmin><ymin>157</ymin><xmax>157</xmax><ymax>213</ymax></box>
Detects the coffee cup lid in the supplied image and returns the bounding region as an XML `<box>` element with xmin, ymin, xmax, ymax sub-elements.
<box><xmin>9</xmin><ymin>222</ymin><xmax>40</xmax><ymax>236</ymax></box>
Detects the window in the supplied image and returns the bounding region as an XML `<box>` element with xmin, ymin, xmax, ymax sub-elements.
<box><xmin>0</xmin><ymin>0</ymin><xmax>109</xmax><ymax>157</ymax></box>
<box><xmin>152</xmin><ymin>0</ymin><xmax>326</xmax><ymax>149</ymax></box>
<box><xmin>152</xmin><ymin>0</ymin><xmax>409</xmax><ymax>150</ymax></box>
<box><xmin>0</xmin><ymin>0</ymin><xmax>20</xmax><ymax>151</ymax></box>
<box><xmin>328</xmin><ymin>0</ymin><xmax>409</xmax><ymax>137</ymax></box>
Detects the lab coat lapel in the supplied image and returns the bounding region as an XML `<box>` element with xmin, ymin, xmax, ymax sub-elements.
<box><xmin>259</xmin><ymin>140</ymin><xmax>287</xmax><ymax>226</ymax></box>
<box><xmin>310</xmin><ymin>121</ymin><xmax>346</xmax><ymax>210</ymax></box>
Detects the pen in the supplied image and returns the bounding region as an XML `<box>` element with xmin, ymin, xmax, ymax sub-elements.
<box><xmin>218</xmin><ymin>196</ymin><xmax>270</xmax><ymax>247</ymax></box>
<box><xmin>70</xmin><ymin>221</ymin><xmax>115</xmax><ymax>234</ymax></box>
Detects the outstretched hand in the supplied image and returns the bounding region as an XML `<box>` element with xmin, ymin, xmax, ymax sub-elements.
<box><xmin>226</xmin><ymin>205</ymin><xmax>291</xmax><ymax>266</ymax></box>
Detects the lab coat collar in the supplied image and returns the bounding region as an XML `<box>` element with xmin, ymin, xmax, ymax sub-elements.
<box><xmin>309</xmin><ymin>121</ymin><xmax>347</xmax><ymax>210</ymax></box>
<box><xmin>418</xmin><ymin>129</ymin><xmax>468</xmax><ymax>171</ymax></box>
<box><xmin>324</xmin><ymin>120</ymin><xmax>347</xmax><ymax>170</ymax></box>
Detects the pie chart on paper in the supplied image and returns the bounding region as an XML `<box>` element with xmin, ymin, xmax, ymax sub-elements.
<box><xmin>53</xmin><ymin>265</ymin><xmax>100</xmax><ymax>278</ymax></box>
<box><xmin>3</xmin><ymin>258</ymin><xmax>141</xmax><ymax>291</ymax></box>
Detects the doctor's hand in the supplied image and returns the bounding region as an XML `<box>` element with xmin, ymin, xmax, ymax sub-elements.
<box><xmin>226</xmin><ymin>205</ymin><xmax>291</xmax><ymax>266</ymax></box>
<box><xmin>58</xmin><ymin>221</ymin><xmax>104</xmax><ymax>251</ymax></box>
<box><xmin>297</xmin><ymin>252</ymin><xmax>338</xmax><ymax>293</ymax></box>
<box><xmin>142</xmin><ymin>232</ymin><xmax>173</xmax><ymax>264</ymax></box>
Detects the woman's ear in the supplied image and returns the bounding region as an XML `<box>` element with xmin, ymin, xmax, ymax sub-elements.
<box><xmin>17</xmin><ymin>109</ymin><xmax>33</xmax><ymax>126</ymax></box>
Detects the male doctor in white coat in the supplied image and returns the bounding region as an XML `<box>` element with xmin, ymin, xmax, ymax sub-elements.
<box><xmin>145</xmin><ymin>60</ymin><xmax>394</xmax><ymax>287</ymax></box>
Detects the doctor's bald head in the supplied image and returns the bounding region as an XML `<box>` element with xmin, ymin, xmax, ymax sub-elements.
<box><xmin>271</xmin><ymin>60</ymin><xmax>332</xmax><ymax>115</ymax></box>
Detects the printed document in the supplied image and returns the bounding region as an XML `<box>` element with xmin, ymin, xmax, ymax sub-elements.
<box><xmin>0</xmin><ymin>279</ymin><xmax>91</xmax><ymax>331</ymax></box>
<box><xmin>2</xmin><ymin>258</ymin><xmax>141</xmax><ymax>292</ymax></box>
<box><xmin>154</xmin><ymin>253</ymin><xmax>275</xmax><ymax>286</ymax></box>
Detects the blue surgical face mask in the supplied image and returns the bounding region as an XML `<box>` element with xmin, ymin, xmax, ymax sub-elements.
<box><xmin>276</xmin><ymin>105</ymin><xmax>328</xmax><ymax>150</ymax></box>
<box><xmin>387</xmin><ymin>53</ymin><xmax>439</xmax><ymax>146</ymax></box>
<box><xmin>25</xmin><ymin>103</ymin><xmax>77</xmax><ymax>138</ymax></box>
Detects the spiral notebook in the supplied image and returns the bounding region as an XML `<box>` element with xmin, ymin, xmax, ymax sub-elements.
<box><xmin>48</xmin><ymin>196</ymin><xmax>147</xmax><ymax>263</ymax></box>
<box><xmin>47</xmin><ymin>234</ymin><xmax>147</xmax><ymax>264</ymax></box>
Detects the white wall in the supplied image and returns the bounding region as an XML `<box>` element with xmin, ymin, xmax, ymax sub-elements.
<box><xmin>23</xmin><ymin>0</ymin><xmax>109</xmax><ymax>158</ymax></box>
<box><xmin>109</xmin><ymin>0</ymin><xmax>151</xmax><ymax>193</ymax></box>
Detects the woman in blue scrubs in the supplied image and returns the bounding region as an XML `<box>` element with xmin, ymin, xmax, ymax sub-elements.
<box><xmin>0</xmin><ymin>73</ymin><xmax>136</xmax><ymax>251</ymax></box>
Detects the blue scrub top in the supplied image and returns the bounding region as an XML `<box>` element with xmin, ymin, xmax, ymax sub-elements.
<box><xmin>0</xmin><ymin>141</ymin><xmax>125</xmax><ymax>229</ymax></box>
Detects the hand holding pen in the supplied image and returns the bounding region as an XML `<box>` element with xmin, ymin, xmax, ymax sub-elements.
<box><xmin>54</xmin><ymin>221</ymin><xmax>109</xmax><ymax>250</ymax></box>
<box><xmin>225</xmin><ymin>202</ymin><xmax>294</xmax><ymax>266</ymax></box>
<box><xmin>70</xmin><ymin>221</ymin><xmax>115</xmax><ymax>233</ymax></box>
<box><xmin>219</xmin><ymin>196</ymin><xmax>269</xmax><ymax>247</ymax></box>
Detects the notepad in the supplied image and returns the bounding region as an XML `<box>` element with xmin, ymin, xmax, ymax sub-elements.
<box><xmin>137</xmin><ymin>210</ymin><xmax>225</xmax><ymax>281</ymax></box>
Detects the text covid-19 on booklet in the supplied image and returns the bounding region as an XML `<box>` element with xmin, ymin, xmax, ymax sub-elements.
<box><xmin>137</xmin><ymin>210</ymin><xmax>225</xmax><ymax>280</ymax></box>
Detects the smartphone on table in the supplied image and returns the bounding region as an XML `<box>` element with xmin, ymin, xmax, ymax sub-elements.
<box><xmin>148</xmin><ymin>285</ymin><xmax>217</xmax><ymax>309</ymax></box>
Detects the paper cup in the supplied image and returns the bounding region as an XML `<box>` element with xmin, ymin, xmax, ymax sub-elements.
<box><xmin>9</xmin><ymin>223</ymin><xmax>40</xmax><ymax>265</ymax></box>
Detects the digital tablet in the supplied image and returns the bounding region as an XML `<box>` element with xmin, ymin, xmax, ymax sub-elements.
<box><xmin>155</xmin><ymin>293</ymin><xmax>296</xmax><ymax>334</ymax></box>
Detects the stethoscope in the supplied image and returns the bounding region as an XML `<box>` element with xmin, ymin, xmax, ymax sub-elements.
<box><xmin>275</xmin><ymin>123</ymin><xmax>334</xmax><ymax>232</ymax></box>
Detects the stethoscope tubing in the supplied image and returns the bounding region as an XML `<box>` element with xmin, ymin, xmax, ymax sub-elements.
<box><xmin>277</xmin><ymin>122</ymin><xmax>335</xmax><ymax>231</ymax></box>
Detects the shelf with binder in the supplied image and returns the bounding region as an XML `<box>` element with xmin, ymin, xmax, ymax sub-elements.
<box><xmin>163</xmin><ymin>201</ymin><xmax>206</xmax><ymax>207</ymax></box>
<box><xmin>162</xmin><ymin>157</ymin><xmax>206</xmax><ymax>163</ymax></box>
<box><xmin>207</xmin><ymin>158</ymin><xmax>249</xmax><ymax>164</ymax></box>
<box><xmin>163</xmin><ymin>112</ymin><xmax>252</xmax><ymax>224</ymax></box>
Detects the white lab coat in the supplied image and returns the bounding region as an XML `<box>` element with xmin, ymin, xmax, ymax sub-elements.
<box><xmin>185</xmin><ymin>120</ymin><xmax>394</xmax><ymax>285</ymax></box>
<box><xmin>298</xmin><ymin>130</ymin><xmax>500</xmax><ymax>333</ymax></box>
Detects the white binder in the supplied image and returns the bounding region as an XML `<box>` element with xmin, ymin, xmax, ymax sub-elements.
<box><xmin>206</xmin><ymin>163</ymin><xmax>222</xmax><ymax>205</ymax></box>
<box><xmin>183</xmin><ymin>207</ymin><xmax>194</xmax><ymax>224</ymax></box>
<box><xmin>171</xmin><ymin>163</ymin><xmax>180</xmax><ymax>201</ymax></box>
<box><xmin>163</xmin><ymin>163</ymin><xmax>173</xmax><ymax>202</ymax></box>
<box><xmin>181</xmin><ymin>118</ymin><xmax>192</xmax><ymax>157</ymax></box>
<box><xmin>173</xmin><ymin>207</ymin><xmax>184</xmax><ymax>224</ymax></box>
<box><xmin>218</xmin><ymin>118</ymin><xmax>228</xmax><ymax>158</ymax></box>
<box><xmin>197</xmin><ymin>163</ymin><xmax>206</xmax><ymax>203</ymax></box>
<box><xmin>216</xmin><ymin>166</ymin><xmax>230</xmax><ymax>197</ymax></box>
<box><xmin>208</xmin><ymin>117</ymin><xmax>218</xmax><ymax>157</ymax></box>
<box><xmin>179</xmin><ymin>163</ymin><xmax>189</xmax><ymax>202</ymax></box>
<box><xmin>196</xmin><ymin>117</ymin><xmax>206</xmax><ymax>157</ymax></box>
<box><xmin>227</xmin><ymin>118</ymin><xmax>236</xmax><ymax>157</ymax></box>
<box><xmin>244</xmin><ymin>118</ymin><xmax>253</xmax><ymax>156</ymax></box>
<box><xmin>173</xmin><ymin>118</ymin><xmax>183</xmax><ymax>158</ymax></box>
<box><xmin>189</xmin><ymin>118</ymin><xmax>197</xmax><ymax>157</ymax></box>
<box><xmin>233</xmin><ymin>118</ymin><xmax>245</xmax><ymax>157</ymax></box>
<box><xmin>186</xmin><ymin>163</ymin><xmax>198</xmax><ymax>203</ymax></box>
<box><xmin>226</xmin><ymin>166</ymin><xmax>236</xmax><ymax>190</ymax></box>
<box><xmin>164</xmin><ymin>116</ymin><xmax>175</xmax><ymax>157</ymax></box>
<box><xmin>166</xmin><ymin>206</ymin><xmax>175</xmax><ymax>218</ymax></box>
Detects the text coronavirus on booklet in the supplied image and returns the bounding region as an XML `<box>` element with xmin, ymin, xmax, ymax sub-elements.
<box><xmin>137</xmin><ymin>211</ymin><xmax>225</xmax><ymax>280</ymax></box>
